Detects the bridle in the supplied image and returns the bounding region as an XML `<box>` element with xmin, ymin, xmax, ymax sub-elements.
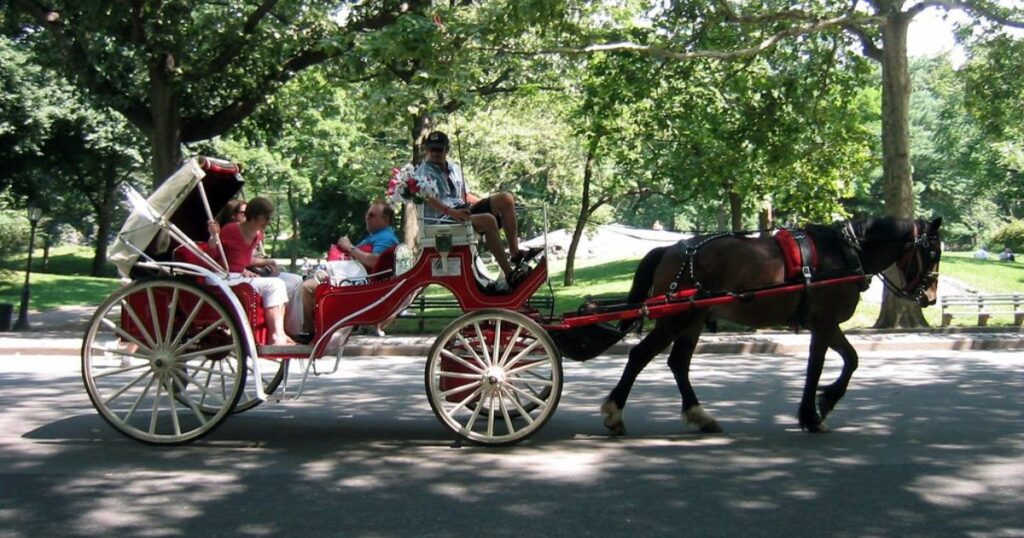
<box><xmin>877</xmin><ymin>221</ymin><xmax>942</xmax><ymax>306</ymax></box>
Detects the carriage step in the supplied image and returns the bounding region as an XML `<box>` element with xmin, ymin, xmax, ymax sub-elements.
<box><xmin>257</xmin><ymin>344</ymin><xmax>313</xmax><ymax>358</ymax></box>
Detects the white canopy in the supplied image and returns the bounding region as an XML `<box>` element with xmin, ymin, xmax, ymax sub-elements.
<box><xmin>108</xmin><ymin>160</ymin><xmax>207</xmax><ymax>278</ymax></box>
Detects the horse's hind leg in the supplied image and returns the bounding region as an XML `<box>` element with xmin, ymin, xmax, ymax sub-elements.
<box><xmin>666</xmin><ymin>323</ymin><xmax>722</xmax><ymax>433</ymax></box>
<box><xmin>799</xmin><ymin>326</ymin><xmax>837</xmax><ymax>433</ymax></box>
<box><xmin>818</xmin><ymin>330</ymin><xmax>858</xmax><ymax>420</ymax></box>
<box><xmin>602</xmin><ymin>320</ymin><xmax>678</xmax><ymax>435</ymax></box>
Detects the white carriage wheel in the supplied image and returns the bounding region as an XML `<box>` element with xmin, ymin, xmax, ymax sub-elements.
<box><xmin>425</xmin><ymin>309</ymin><xmax>562</xmax><ymax>445</ymax></box>
<box><xmin>81</xmin><ymin>278</ymin><xmax>246</xmax><ymax>444</ymax></box>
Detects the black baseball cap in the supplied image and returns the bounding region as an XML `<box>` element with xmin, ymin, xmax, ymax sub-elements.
<box><xmin>425</xmin><ymin>131</ymin><xmax>450</xmax><ymax>149</ymax></box>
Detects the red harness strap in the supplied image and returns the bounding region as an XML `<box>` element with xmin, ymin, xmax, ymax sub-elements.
<box><xmin>774</xmin><ymin>229</ymin><xmax>819</xmax><ymax>282</ymax></box>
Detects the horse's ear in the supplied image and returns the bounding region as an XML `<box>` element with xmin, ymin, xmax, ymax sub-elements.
<box><xmin>929</xmin><ymin>217</ymin><xmax>942</xmax><ymax>232</ymax></box>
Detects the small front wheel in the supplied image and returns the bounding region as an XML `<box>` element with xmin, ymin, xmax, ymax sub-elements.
<box><xmin>425</xmin><ymin>309</ymin><xmax>562</xmax><ymax>445</ymax></box>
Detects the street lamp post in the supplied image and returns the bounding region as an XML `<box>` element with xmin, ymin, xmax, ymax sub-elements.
<box><xmin>14</xmin><ymin>206</ymin><xmax>43</xmax><ymax>331</ymax></box>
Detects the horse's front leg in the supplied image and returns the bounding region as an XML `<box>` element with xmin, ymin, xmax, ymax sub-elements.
<box><xmin>818</xmin><ymin>329</ymin><xmax>858</xmax><ymax>420</ymax></box>
<box><xmin>665</xmin><ymin>323</ymin><xmax>721</xmax><ymax>433</ymax></box>
<box><xmin>602</xmin><ymin>320</ymin><xmax>677</xmax><ymax>435</ymax></box>
<box><xmin>799</xmin><ymin>326</ymin><xmax>837</xmax><ymax>433</ymax></box>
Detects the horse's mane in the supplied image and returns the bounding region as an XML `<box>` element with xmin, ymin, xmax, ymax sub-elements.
<box><xmin>851</xmin><ymin>217</ymin><xmax>917</xmax><ymax>244</ymax></box>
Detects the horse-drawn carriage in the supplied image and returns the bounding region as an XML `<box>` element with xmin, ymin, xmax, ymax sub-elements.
<box><xmin>83</xmin><ymin>157</ymin><xmax>943</xmax><ymax>445</ymax></box>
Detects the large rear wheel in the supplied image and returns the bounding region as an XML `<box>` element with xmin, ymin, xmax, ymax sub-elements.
<box><xmin>425</xmin><ymin>309</ymin><xmax>562</xmax><ymax>445</ymax></box>
<box><xmin>81</xmin><ymin>278</ymin><xmax>247</xmax><ymax>444</ymax></box>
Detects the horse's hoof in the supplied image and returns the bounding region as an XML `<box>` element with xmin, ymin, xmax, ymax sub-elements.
<box><xmin>817</xmin><ymin>394</ymin><xmax>836</xmax><ymax>420</ymax></box>
<box><xmin>800</xmin><ymin>420</ymin><xmax>831</xmax><ymax>433</ymax></box>
<box><xmin>600</xmin><ymin>400</ymin><xmax>626</xmax><ymax>436</ymax></box>
<box><xmin>684</xmin><ymin>405</ymin><xmax>723</xmax><ymax>434</ymax></box>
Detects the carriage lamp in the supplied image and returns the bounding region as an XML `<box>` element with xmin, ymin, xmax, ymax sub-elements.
<box><xmin>14</xmin><ymin>206</ymin><xmax>43</xmax><ymax>331</ymax></box>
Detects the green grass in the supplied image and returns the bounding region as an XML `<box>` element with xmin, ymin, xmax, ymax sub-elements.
<box><xmin>1</xmin><ymin>244</ymin><xmax>117</xmax><ymax>277</ymax></box>
<box><xmin>937</xmin><ymin>252</ymin><xmax>1024</xmax><ymax>292</ymax></box>
<box><xmin>0</xmin><ymin>271</ymin><xmax>122</xmax><ymax>311</ymax></box>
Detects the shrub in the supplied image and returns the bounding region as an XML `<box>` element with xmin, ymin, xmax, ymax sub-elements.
<box><xmin>0</xmin><ymin>211</ymin><xmax>29</xmax><ymax>260</ymax></box>
<box><xmin>990</xmin><ymin>219</ymin><xmax>1024</xmax><ymax>252</ymax></box>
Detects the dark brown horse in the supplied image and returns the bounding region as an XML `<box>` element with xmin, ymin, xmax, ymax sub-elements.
<box><xmin>601</xmin><ymin>217</ymin><xmax>942</xmax><ymax>434</ymax></box>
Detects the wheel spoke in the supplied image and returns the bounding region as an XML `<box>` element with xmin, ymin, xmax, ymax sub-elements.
<box><xmin>500</xmin><ymin>385</ymin><xmax>535</xmax><ymax>425</ymax></box>
<box><xmin>498</xmin><ymin>391</ymin><xmax>515</xmax><ymax>433</ymax></box>
<box><xmin>177</xmin><ymin>344</ymin><xmax>237</xmax><ymax>361</ymax></box>
<box><xmin>503</xmin><ymin>339</ymin><xmax>542</xmax><ymax>371</ymax></box>
<box><xmin>438</xmin><ymin>371</ymin><xmax>481</xmax><ymax>380</ymax></box>
<box><xmin>506</xmin><ymin>359</ymin><xmax>551</xmax><ymax>377</ymax></box>
<box><xmin>162</xmin><ymin>376</ymin><xmax>182</xmax><ymax>436</ymax></box>
<box><xmin>121</xmin><ymin>297</ymin><xmax>158</xmax><ymax>350</ymax></box>
<box><xmin>147</xmin><ymin>288</ymin><xmax>164</xmax><ymax>345</ymax></box>
<box><xmin>473</xmin><ymin>322</ymin><xmax>493</xmax><ymax>368</ymax></box>
<box><xmin>438</xmin><ymin>380</ymin><xmax>482</xmax><ymax>400</ymax></box>
<box><xmin>163</xmin><ymin>287</ymin><xmax>180</xmax><ymax>347</ymax></box>
<box><xmin>174</xmin><ymin>318</ymin><xmax>227</xmax><ymax>355</ymax></box>
<box><xmin>123</xmin><ymin>373</ymin><xmax>157</xmax><ymax>423</ymax></box>
<box><xmin>492</xmin><ymin>320</ymin><xmax>502</xmax><ymax>368</ymax></box>
<box><xmin>91</xmin><ymin>345</ymin><xmax>152</xmax><ymax>362</ymax></box>
<box><xmin>169</xmin><ymin>374</ymin><xmax>210</xmax><ymax>425</ymax></box>
<box><xmin>486</xmin><ymin>391</ymin><xmax>496</xmax><ymax>437</ymax></box>
<box><xmin>439</xmin><ymin>348</ymin><xmax>485</xmax><ymax>374</ymax></box>
<box><xmin>148</xmin><ymin>376</ymin><xmax>164</xmax><ymax>434</ymax></box>
<box><xmin>447</xmin><ymin>385</ymin><xmax>484</xmax><ymax>415</ymax></box>
<box><xmin>94</xmin><ymin>361</ymin><xmax>151</xmax><ymax>380</ymax></box>
<box><xmin>506</xmin><ymin>382</ymin><xmax>548</xmax><ymax>409</ymax></box>
<box><xmin>101</xmin><ymin>317</ymin><xmax>153</xmax><ymax>355</ymax></box>
<box><xmin>169</xmin><ymin>298</ymin><xmax>205</xmax><ymax>351</ymax></box>
<box><xmin>463</xmin><ymin>390</ymin><xmax>486</xmax><ymax>432</ymax></box>
<box><xmin>175</xmin><ymin>368</ymin><xmax>229</xmax><ymax>407</ymax></box>
<box><xmin>102</xmin><ymin>368</ymin><xmax>155</xmax><ymax>406</ymax></box>
<box><xmin>452</xmin><ymin>332</ymin><xmax>485</xmax><ymax>367</ymax></box>
<box><xmin>496</xmin><ymin>325</ymin><xmax>523</xmax><ymax>367</ymax></box>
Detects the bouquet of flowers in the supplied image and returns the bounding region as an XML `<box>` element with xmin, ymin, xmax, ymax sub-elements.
<box><xmin>387</xmin><ymin>164</ymin><xmax>438</xmax><ymax>206</ymax></box>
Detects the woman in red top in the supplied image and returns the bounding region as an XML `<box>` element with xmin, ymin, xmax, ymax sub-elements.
<box><xmin>209</xmin><ymin>197</ymin><xmax>302</xmax><ymax>345</ymax></box>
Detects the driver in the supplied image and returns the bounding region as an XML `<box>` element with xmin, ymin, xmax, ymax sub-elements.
<box><xmin>416</xmin><ymin>131</ymin><xmax>539</xmax><ymax>291</ymax></box>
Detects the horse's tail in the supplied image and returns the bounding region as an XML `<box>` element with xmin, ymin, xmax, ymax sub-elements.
<box><xmin>618</xmin><ymin>245</ymin><xmax>669</xmax><ymax>333</ymax></box>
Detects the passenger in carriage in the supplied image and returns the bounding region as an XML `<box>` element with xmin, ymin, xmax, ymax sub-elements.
<box><xmin>416</xmin><ymin>131</ymin><xmax>540</xmax><ymax>291</ymax></box>
<box><xmin>207</xmin><ymin>197</ymin><xmax>304</xmax><ymax>345</ymax></box>
<box><xmin>299</xmin><ymin>200</ymin><xmax>399</xmax><ymax>336</ymax></box>
<box><xmin>216</xmin><ymin>199</ymin><xmax>247</xmax><ymax>226</ymax></box>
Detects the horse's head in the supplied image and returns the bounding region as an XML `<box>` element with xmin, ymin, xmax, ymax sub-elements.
<box><xmin>894</xmin><ymin>217</ymin><xmax>943</xmax><ymax>306</ymax></box>
<box><xmin>855</xmin><ymin>217</ymin><xmax>942</xmax><ymax>306</ymax></box>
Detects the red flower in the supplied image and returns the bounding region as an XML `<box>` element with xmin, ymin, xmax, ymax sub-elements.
<box><xmin>406</xmin><ymin>177</ymin><xmax>420</xmax><ymax>194</ymax></box>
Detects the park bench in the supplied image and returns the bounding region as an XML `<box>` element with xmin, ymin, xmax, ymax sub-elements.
<box><xmin>940</xmin><ymin>293</ymin><xmax>1024</xmax><ymax>327</ymax></box>
<box><xmin>408</xmin><ymin>292</ymin><xmax>554</xmax><ymax>331</ymax></box>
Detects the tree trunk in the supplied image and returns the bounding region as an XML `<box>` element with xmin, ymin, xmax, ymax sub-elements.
<box><xmin>287</xmin><ymin>182</ymin><xmax>300</xmax><ymax>272</ymax></box>
<box><xmin>149</xmin><ymin>57</ymin><xmax>182</xmax><ymax>188</ymax></box>
<box><xmin>728</xmin><ymin>189</ymin><xmax>743</xmax><ymax>232</ymax></box>
<box><xmin>403</xmin><ymin>113</ymin><xmax>435</xmax><ymax>247</ymax></box>
<box><xmin>758</xmin><ymin>201</ymin><xmax>773</xmax><ymax>238</ymax></box>
<box><xmin>90</xmin><ymin>164</ymin><xmax>118</xmax><ymax>277</ymax></box>
<box><xmin>564</xmin><ymin>135</ymin><xmax>601</xmax><ymax>287</ymax></box>
<box><xmin>874</xmin><ymin>8</ymin><xmax>927</xmax><ymax>328</ymax></box>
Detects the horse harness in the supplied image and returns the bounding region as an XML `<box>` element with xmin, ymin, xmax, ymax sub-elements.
<box><xmin>665</xmin><ymin>224</ymin><xmax>870</xmax><ymax>327</ymax></box>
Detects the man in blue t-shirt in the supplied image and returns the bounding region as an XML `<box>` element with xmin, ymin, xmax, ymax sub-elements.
<box><xmin>300</xmin><ymin>200</ymin><xmax>399</xmax><ymax>335</ymax></box>
<box><xmin>335</xmin><ymin>200</ymin><xmax>400</xmax><ymax>269</ymax></box>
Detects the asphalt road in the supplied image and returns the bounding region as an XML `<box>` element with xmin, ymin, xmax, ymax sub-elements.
<box><xmin>1</xmin><ymin>348</ymin><xmax>1022</xmax><ymax>537</ymax></box>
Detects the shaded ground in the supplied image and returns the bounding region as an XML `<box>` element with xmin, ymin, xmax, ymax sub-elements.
<box><xmin>1</xmin><ymin>348</ymin><xmax>1021</xmax><ymax>537</ymax></box>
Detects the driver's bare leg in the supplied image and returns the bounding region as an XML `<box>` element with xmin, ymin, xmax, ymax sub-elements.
<box><xmin>472</xmin><ymin>213</ymin><xmax>514</xmax><ymax>277</ymax></box>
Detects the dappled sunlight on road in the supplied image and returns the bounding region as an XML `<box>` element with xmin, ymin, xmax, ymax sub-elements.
<box><xmin>0</xmin><ymin>347</ymin><xmax>1022</xmax><ymax>536</ymax></box>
